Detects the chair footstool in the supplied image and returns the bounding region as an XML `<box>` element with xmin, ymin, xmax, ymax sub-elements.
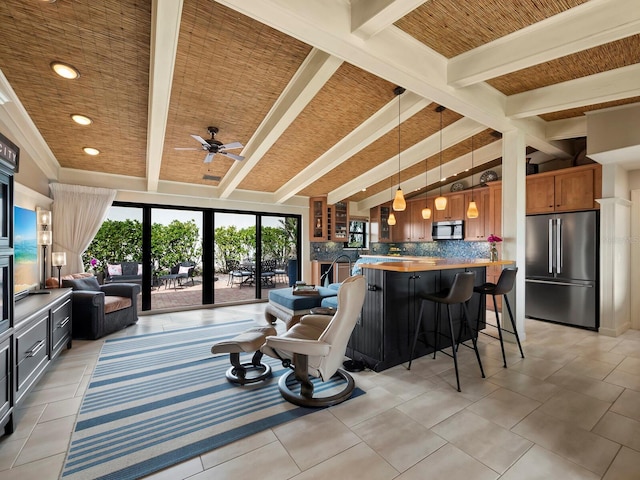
<box><xmin>211</xmin><ymin>326</ymin><xmax>277</xmax><ymax>385</ymax></box>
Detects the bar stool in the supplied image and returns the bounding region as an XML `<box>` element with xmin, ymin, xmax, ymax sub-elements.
<box><xmin>408</xmin><ymin>271</ymin><xmax>485</xmax><ymax>392</ymax></box>
<box><xmin>473</xmin><ymin>267</ymin><xmax>524</xmax><ymax>368</ymax></box>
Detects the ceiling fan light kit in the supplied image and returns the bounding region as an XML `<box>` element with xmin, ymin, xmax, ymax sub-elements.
<box><xmin>181</xmin><ymin>126</ymin><xmax>245</xmax><ymax>163</ymax></box>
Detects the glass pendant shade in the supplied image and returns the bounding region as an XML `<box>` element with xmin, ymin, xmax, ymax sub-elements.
<box><xmin>387</xmin><ymin>212</ymin><xmax>396</xmax><ymax>226</ymax></box>
<box><xmin>393</xmin><ymin>188</ymin><xmax>406</xmax><ymax>211</ymax></box>
<box><xmin>37</xmin><ymin>229</ymin><xmax>52</xmax><ymax>246</ymax></box>
<box><xmin>421</xmin><ymin>207</ymin><xmax>432</xmax><ymax>219</ymax></box>
<box><xmin>467</xmin><ymin>201</ymin><xmax>479</xmax><ymax>218</ymax></box>
<box><xmin>435</xmin><ymin>195</ymin><xmax>447</xmax><ymax>210</ymax></box>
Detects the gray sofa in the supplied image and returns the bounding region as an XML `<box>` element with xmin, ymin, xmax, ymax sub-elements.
<box><xmin>104</xmin><ymin>261</ymin><xmax>143</xmax><ymax>284</ymax></box>
<box><xmin>61</xmin><ymin>275</ymin><xmax>141</xmax><ymax>340</ymax></box>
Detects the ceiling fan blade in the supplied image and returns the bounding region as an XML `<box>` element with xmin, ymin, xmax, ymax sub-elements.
<box><xmin>220</xmin><ymin>141</ymin><xmax>243</xmax><ymax>150</ymax></box>
<box><xmin>174</xmin><ymin>147</ymin><xmax>200</xmax><ymax>150</ymax></box>
<box><xmin>203</xmin><ymin>152</ymin><xmax>215</xmax><ymax>163</ymax></box>
<box><xmin>191</xmin><ymin>134</ymin><xmax>209</xmax><ymax>146</ymax></box>
<box><xmin>221</xmin><ymin>152</ymin><xmax>245</xmax><ymax>161</ymax></box>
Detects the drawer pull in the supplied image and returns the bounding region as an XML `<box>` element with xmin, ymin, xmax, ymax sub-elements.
<box><xmin>58</xmin><ymin>317</ymin><xmax>70</xmax><ymax>328</ymax></box>
<box><xmin>27</xmin><ymin>340</ymin><xmax>46</xmax><ymax>358</ymax></box>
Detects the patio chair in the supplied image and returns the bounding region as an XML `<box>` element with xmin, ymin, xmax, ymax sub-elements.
<box><xmin>175</xmin><ymin>261</ymin><xmax>196</xmax><ymax>286</ymax></box>
<box><xmin>260</xmin><ymin>259</ymin><xmax>276</xmax><ymax>287</ymax></box>
<box><xmin>226</xmin><ymin>259</ymin><xmax>252</xmax><ymax>287</ymax></box>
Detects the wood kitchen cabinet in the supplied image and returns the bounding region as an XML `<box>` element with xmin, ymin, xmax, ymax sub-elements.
<box><xmin>433</xmin><ymin>192</ymin><xmax>465</xmax><ymax>221</ymax></box>
<box><xmin>370</xmin><ymin>204</ymin><xmax>392</xmax><ymax>243</ymax></box>
<box><xmin>464</xmin><ymin>187</ymin><xmax>490</xmax><ymax>240</ymax></box>
<box><xmin>391</xmin><ymin>207</ymin><xmax>411</xmax><ymax>242</ymax></box>
<box><xmin>410</xmin><ymin>198</ymin><xmax>433</xmax><ymax>241</ymax></box>
<box><xmin>309</xmin><ymin>197</ymin><xmax>328</xmax><ymax>241</ymax></box>
<box><xmin>526</xmin><ymin>164</ymin><xmax>601</xmax><ymax>214</ymax></box>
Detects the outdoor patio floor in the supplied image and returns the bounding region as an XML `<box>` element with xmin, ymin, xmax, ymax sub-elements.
<box><xmin>143</xmin><ymin>273</ymin><xmax>289</xmax><ymax>311</ymax></box>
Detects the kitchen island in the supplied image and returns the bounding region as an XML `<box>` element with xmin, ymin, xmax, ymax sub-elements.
<box><xmin>347</xmin><ymin>258</ymin><xmax>514</xmax><ymax>372</ymax></box>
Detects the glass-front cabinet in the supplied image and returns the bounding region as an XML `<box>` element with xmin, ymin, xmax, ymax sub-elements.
<box><xmin>309</xmin><ymin>197</ymin><xmax>327</xmax><ymax>241</ymax></box>
<box><xmin>332</xmin><ymin>201</ymin><xmax>348</xmax><ymax>241</ymax></box>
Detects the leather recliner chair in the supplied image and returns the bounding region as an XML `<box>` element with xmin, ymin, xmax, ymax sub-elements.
<box><xmin>261</xmin><ymin>274</ymin><xmax>366</xmax><ymax>407</ymax></box>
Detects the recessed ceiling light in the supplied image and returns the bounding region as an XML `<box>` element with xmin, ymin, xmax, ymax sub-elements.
<box><xmin>83</xmin><ymin>147</ymin><xmax>100</xmax><ymax>156</ymax></box>
<box><xmin>50</xmin><ymin>61</ymin><xmax>80</xmax><ymax>79</ymax></box>
<box><xmin>71</xmin><ymin>114</ymin><xmax>93</xmax><ymax>125</ymax></box>
<box><xmin>42</xmin><ymin>0</ymin><xmax>57</xmax><ymax>3</ymax></box>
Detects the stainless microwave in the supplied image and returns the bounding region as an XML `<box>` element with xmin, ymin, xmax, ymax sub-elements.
<box><xmin>432</xmin><ymin>220</ymin><xmax>464</xmax><ymax>240</ymax></box>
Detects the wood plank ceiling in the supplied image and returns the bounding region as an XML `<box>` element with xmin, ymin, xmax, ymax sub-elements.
<box><xmin>0</xmin><ymin>0</ymin><xmax>639</xmax><ymax>211</ymax></box>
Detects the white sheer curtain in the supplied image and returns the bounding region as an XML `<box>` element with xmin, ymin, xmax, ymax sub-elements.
<box><xmin>49</xmin><ymin>183</ymin><xmax>117</xmax><ymax>274</ymax></box>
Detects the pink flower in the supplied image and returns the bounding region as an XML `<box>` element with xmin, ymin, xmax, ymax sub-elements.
<box><xmin>487</xmin><ymin>234</ymin><xmax>502</xmax><ymax>243</ymax></box>
<box><xmin>90</xmin><ymin>258</ymin><xmax>98</xmax><ymax>267</ymax></box>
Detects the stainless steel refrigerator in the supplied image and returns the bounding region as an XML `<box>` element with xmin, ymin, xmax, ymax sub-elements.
<box><xmin>525</xmin><ymin>210</ymin><xmax>599</xmax><ymax>330</ymax></box>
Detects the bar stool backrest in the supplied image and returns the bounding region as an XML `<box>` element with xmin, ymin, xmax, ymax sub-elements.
<box><xmin>442</xmin><ymin>271</ymin><xmax>476</xmax><ymax>304</ymax></box>
<box><xmin>494</xmin><ymin>267</ymin><xmax>518</xmax><ymax>295</ymax></box>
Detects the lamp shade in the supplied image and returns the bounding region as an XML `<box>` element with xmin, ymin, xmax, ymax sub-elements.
<box><xmin>37</xmin><ymin>229</ymin><xmax>52</xmax><ymax>246</ymax></box>
<box><xmin>51</xmin><ymin>251</ymin><xmax>67</xmax><ymax>267</ymax></box>
<box><xmin>392</xmin><ymin>188</ymin><xmax>406</xmax><ymax>211</ymax></box>
<box><xmin>38</xmin><ymin>210</ymin><xmax>52</xmax><ymax>226</ymax></box>
<box><xmin>387</xmin><ymin>212</ymin><xmax>396</xmax><ymax>226</ymax></box>
<box><xmin>467</xmin><ymin>201</ymin><xmax>479</xmax><ymax>219</ymax></box>
<box><xmin>421</xmin><ymin>207</ymin><xmax>432</xmax><ymax>219</ymax></box>
<box><xmin>434</xmin><ymin>195</ymin><xmax>447</xmax><ymax>211</ymax></box>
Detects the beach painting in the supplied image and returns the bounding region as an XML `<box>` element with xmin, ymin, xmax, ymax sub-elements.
<box><xmin>15</xmin><ymin>206</ymin><xmax>38</xmax><ymax>294</ymax></box>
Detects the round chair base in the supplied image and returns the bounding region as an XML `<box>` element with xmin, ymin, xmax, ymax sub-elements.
<box><xmin>278</xmin><ymin>368</ymin><xmax>355</xmax><ymax>407</ymax></box>
<box><xmin>226</xmin><ymin>363</ymin><xmax>272</xmax><ymax>385</ymax></box>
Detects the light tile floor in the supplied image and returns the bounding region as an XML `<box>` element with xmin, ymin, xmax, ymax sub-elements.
<box><xmin>1</xmin><ymin>304</ymin><xmax>639</xmax><ymax>479</ymax></box>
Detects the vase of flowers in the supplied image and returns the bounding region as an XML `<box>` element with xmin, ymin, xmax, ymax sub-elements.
<box><xmin>487</xmin><ymin>234</ymin><xmax>502</xmax><ymax>262</ymax></box>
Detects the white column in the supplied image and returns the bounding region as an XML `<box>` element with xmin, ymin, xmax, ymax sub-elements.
<box><xmin>598</xmin><ymin>164</ymin><xmax>631</xmax><ymax>336</ymax></box>
<box><xmin>501</xmin><ymin>130</ymin><xmax>527</xmax><ymax>340</ymax></box>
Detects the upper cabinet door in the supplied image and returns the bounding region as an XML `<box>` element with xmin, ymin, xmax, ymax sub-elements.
<box><xmin>526</xmin><ymin>176</ymin><xmax>555</xmax><ymax>214</ymax></box>
<box><xmin>554</xmin><ymin>168</ymin><xmax>594</xmax><ymax>212</ymax></box>
<box><xmin>309</xmin><ymin>197</ymin><xmax>327</xmax><ymax>241</ymax></box>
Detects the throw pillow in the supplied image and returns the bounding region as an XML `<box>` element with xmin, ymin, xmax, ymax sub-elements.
<box><xmin>62</xmin><ymin>276</ymin><xmax>101</xmax><ymax>291</ymax></box>
<box><xmin>137</xmin><ymin>263</ymin><xmax>143</xmax><ymax>275</ymax></box>
<box><xmin>178</xmin><ymin>265</ymin><xmax>191</xmax><ymax>275</ymax></box>
<box><xmin>107</xmin><ymin>264</ymin><xmax>122</xmax><ymax>276</ymax></box>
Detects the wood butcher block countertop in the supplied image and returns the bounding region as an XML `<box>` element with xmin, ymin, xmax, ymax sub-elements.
<box><xmin>359</xmin><ymin>257</ymin><xmax>514</xmax><ymax>272</ymax></box>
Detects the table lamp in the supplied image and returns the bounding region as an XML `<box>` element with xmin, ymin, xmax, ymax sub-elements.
<box><xmin>51</xmin><ymin>252</ymin><xmax>67</xmax><ymax>288</ymax></box>
<box><xmin>37</xmin><ymin>211</ymin><xmax>52</xmax><ymax>289</ymax></box>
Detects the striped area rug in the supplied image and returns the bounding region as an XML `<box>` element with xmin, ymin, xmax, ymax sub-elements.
<box><xmin>61</xmin><ymin>320</ymin><xmax>363</xmax><ymax>480</ymax></box>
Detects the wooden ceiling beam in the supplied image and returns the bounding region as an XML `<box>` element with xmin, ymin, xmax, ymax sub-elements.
<box><xmin>506</xmin><ymin>64</ymin><xmax>640</xmax><ymax>119</ymax></box>
<box><xmin>448</xmin><ymin>0</ymin><xmax>640</xmax><ymax>88</ymax></box>
<box><xmin>146</xmin><ymin>0</ymin><xmax>184</xmax><ymax>192</ymax></box>
<box><xmin>217</xmin><ymin>49</ymin><xmax>342</xmax><ymax>199</ymax></box>
<box><xmin>328</xmin><ymin>116</ymin><xmax>485</xmax><ymax>204</ymax></box>
<box><xmin>274</xmin><ymin>90</ymin><xmax>430</xmax><ymax>203</ymax></box>
<box><xmin>350</xmin><ymin>0</ymin><xmax>428</xmax><ymax>39</ymax></box>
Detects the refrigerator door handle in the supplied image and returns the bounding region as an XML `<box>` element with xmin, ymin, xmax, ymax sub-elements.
<box><xmin>526</xmin><ymin>279</ymin><xmax>593</xmax><ymax>287</ymax></box>
<box><xmin>556</xmin><ymin>218</ymin><xmax>562</xmax><ymax>274</ymax></box>
<box><xmin>548</xmin><ymin>218</ymin><xmax>554</xmax><ymax>274</ymax></box>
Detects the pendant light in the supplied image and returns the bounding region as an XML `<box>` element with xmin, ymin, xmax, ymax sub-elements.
<box><xmin>421</xmin><ymin>147</ymin><xmax>431</xmax><ymax>219</ymax></box>
<box><xmin>434</xmin><ymin>105</ymin><xmax>447</xmax><ymax>211</ymax></box>
<box><xmin>466</xmin><ymin>135</ymin><xmax>479</xmax><ymax>219</ymax></box>
<box><xmin>387</xmin><ymin>178</ymin><xmax>397</xmax><ymax>225</ymax></box>
<box><xmin>392</xmin><ymin>86</ymin><xmax>406</xmax><ymax>212</ymax></box>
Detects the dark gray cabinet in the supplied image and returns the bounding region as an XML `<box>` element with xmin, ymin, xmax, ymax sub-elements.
<box><xmin>347</xmin><ymin>267</ymin><xmax>485</xmax><ymax>372</ymax></box>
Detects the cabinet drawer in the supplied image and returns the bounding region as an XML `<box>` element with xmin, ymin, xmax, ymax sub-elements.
<box><xmin>0</xmin><ymin>337</ymin><xmax>10</xmax><ymax>421</ymax></box>
<box><xmin>15</xmin><ymin>315</ymin><xmax>49</xmax><ymax>401</ymax></box>
<box><xmin>51</xmin><ymin>298</ymin><xmax>72</xmax><ymax>356</ymax></box>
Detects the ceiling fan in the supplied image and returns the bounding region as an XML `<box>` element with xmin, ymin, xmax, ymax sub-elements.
<box><xmin>176</xmin><ymin>126</ymin><xmax>245</xmax><ymax>163</ymax></box>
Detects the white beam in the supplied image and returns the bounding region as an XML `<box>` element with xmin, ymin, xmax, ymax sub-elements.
<box><xmin>357</xmin><ymin>140</ymin><xmax>503</xmax><ymax>211</ymax></box>
<box><xmin>218</xmin><ymin>49</ymin><xmax>343</xmax><ymax>198</ymax></box>
<box><xmin>448</xmin><ymin>0</ymin><xmax>640</xmax><ymax>87</ymax></box>
<box><xmin>350</xmin><ymin>0</ymin><xmax>428</xmax><ymax>39</ymax></box>
<box><xmin>146</xmin><ymin>0</ymin><xmax>184</xmax><ymax>192</ymax></box>
<box><xmin>507</xmin><ymin>64</ymin><xmax>640</xmax><ymax>119</ymax></box>
<box><xmin>217</xmin><ymin>0</ymin><xmax>569</xmax><ymax>160</ymax></box>
<box><xmin>274</xmin><ymin>90</ymin><xmax>429</xmax><ymax>203</ymax></box>
<box><xmin>328</xmin><ymin>116</ymin><xmax>485</xmax><ymax>204</ymax></box>
<box><xmin>546</xmin><ymin>117</ymin><xmax>587</xmax><ymax>141</ymax></box>
<box><xmin>0</xmin><ymin>69</ymin><xmax>59</xmax><ymax>179</ymax></box>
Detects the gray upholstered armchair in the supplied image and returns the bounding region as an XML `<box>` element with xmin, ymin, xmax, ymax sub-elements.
<box><xmin>261</xmin><ymin>275</ymin><xmax>366</xmax><ymax>407</ymax></box>
<box><xmin>61</xmin><ymin>275</ymin><xmax>140</xmax><ymax>340</ymax></box>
